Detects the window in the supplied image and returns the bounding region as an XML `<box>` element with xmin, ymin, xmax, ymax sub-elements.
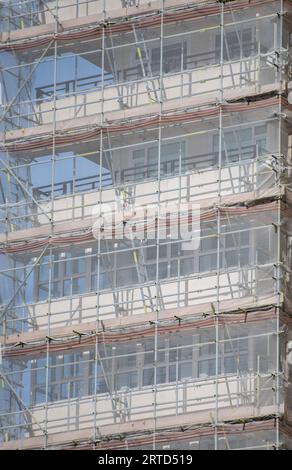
<box><xmin>215</xmin><ymin>28</ymin><xmax>255</xmax><ymax>62</ymax></box>
<box><xmin>121</xmin><ymin>0</ymin><xmax>138</xmax><ymax>7</ymax></box>
<box><xmin>256</xmin><ymin>226</ymin><xmax>276</xmax><ymax>265</ymax></box>
<box><xmin>199</xmin><ymin>220</ymin><xmax>250</xmax><ymax>273</ymax></box>
<box><xmin>31</xmin><ymin>352</ymin><xmax>86</xmax><ymax>404</ymax></box>
<box><xmin>220</xmin><ymin>230</ymin><xmax>250</xmax><ymax>269</ymax></box>
<box><xmin>134</xmin><ymin>42</ymin><xmax>187</xmax><ymax>78</ymax></box>
<box><xmin>143</xmin><ymin>335</ymin><xmax>196</xmax><ymax>386</ymax></box>
<box><xmin>35</xmin><ymin>249</ymin><xmax>92</xmax><ymax>301</ymax></box>
<box><xmin>116</xmin><ymin>371</ymin><xmax>137</xmax><ymax>390</ymax></box>
<box><xmin>131</xmin><ymin>141</ymin><xmax>186</xmax><ymax>182</ymax></box>
<box><xmin>144</xmin><ymin>240</ymin><xmax>196</xmax><ymax>281</ymax></box>
<box><xmin>143</xmin><ymin>367</ymin><xmax>167</xmax><ymax>386</ymax></box>
<box><xmin>198</xmin><ymin>331</ymin><xmax>249</xmax><ymax>379</ymax></box>
<box><xmin>152</xmin><ymin>42</ymin><xmax>187</xmax><ymax>75</ymax></box>
<box><xmin>33</xmin><ymin>218</ymin><xmax>252</xmax><ymax>303</ymax></box>
<box><xmin>89</xmin><ymin>362</ymin><xmax>109</xmax><ymax>395</ymax></box>
<box><xmin>213</xmin><ymin>125</ymin><xmax>267</xmax><ymax>164</ymax></box>
<box><xmin>30</xmin><ymin>329</ymin><xmax>251</xmax><ymax>406</ymax></box>
<box><xmin>130</xmin><ymin>220</ymin><xmax>251</xmax><ymax>281</ymax></box>
<box><xmin>199</xmin><ymin>220</ymin><xmax>250</xmax><ymax>272</ymax></box>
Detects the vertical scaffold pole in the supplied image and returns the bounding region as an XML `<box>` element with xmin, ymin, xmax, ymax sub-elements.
<box><xmin>44</xmin><ymin>0</ymin><xmax>59</xmax><ymax>449</ymax></box>
<box><xmin>275</xmin><ymin>0</ymin><xmax>285</xmax><ymax>448</ymax></box>
<box><xmin>152</xmin><ymin>0</ymin><xmax>164</xmax><ymax>451</ymax></box>
<box><xmin>93</xmin><ymin>0</ymin><xmax>106</xmax><ymax>447</ymax></box>
<box><xmin>214</xmin><ymin>0</ymin><xmax>225</xmax><ymax>451</ymax></box>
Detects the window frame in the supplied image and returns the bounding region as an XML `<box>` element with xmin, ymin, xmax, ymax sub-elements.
<box><xmin>214</xmin><ymin>27</ymin><xmax>256</xmax><ymax>63</ymax></box>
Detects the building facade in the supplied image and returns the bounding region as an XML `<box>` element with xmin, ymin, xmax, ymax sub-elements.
<box><xmin>1</xmin><ymin>0</ymin><xmax>292</xmax><ymax>450</ymax></box>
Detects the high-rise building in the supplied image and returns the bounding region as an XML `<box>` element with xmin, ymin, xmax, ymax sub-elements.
<box><xmin>1</xmin><ymin>0</ymin><xmax>292</xmax><ymax>450</ymax></box>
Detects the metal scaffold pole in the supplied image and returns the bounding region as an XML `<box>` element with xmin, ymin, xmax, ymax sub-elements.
<box><xmin>214</xmin><ymin>0</ymin><xmax>225</xmax><ymax>450</ymax></box>
<box><xmin>93</xmin><ymin>0</ymin><xmax>106</xmax><ymax>445</ymax></box>
<box><xmin>276</xmin><ymin>0</ymin><xmax>285</xmax><ymax>448</ymax></box>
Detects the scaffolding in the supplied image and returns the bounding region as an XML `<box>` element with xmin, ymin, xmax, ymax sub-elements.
<box><xmin>1</xmin><ymin>0</ymin><xmax>292</xmax><ymax>450</ymax></box>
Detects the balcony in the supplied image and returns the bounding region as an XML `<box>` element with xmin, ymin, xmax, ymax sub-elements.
<box><xmin>0</xmin><ymin>371</ymin><xmax>280</xmax><ymax>442</ymax></box>
<box><xmin>0</xmin><ymin>142</ymin><xmax>281</xmax><ymax>235</ymax></box>
<box><xmin>0</xmin><ymin>261</ymin><xmax>276</xmax><ymax>334</ymax></box>
<box><xmin>32</xmin><ymin>150</ymin><xmax>278</xmax><ymax>225</ymax></box>
<box><xmin>7</xmin><ymin>54</ymin><xmax>278</xmax><ymax>132</ymax></box>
